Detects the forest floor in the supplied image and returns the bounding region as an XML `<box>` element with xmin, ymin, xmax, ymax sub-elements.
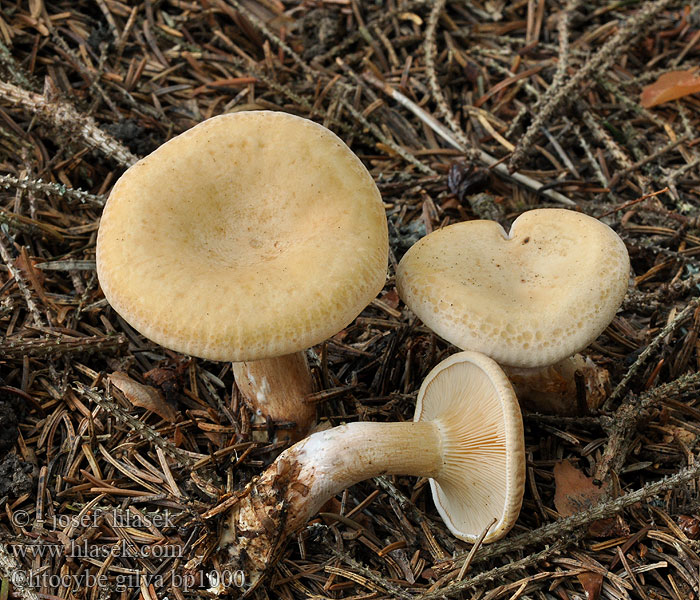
<box><xmin>1</xmin><ymin>0</ymin><xmax>700</xmax><ymax>599</ymax></box>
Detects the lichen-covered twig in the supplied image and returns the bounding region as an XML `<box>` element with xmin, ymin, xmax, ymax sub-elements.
<box><xmin>0</xmin><ymin>335</ymin><xmax>127</xmax><ymax>359</ymax></box>
<box><xmin>0</xmin><ymin>236</ymin><xmax>45</xmax><ymax>327</ymax></box>
<box><xmin>603</xmin><ymin>296</ymin><xmax>700</xmax><ymax>411</ymax></box>
<box><xmin>423</xmin><ymin>0</ymin><xmax>454</xmax><ymax>133</ymax></box>
<box><xmin>595</xmin><ymin>370</ymin><xmax>700</xmax><ymax>481</ymax></box>
<box><xmin>508</xmin><ymin>0</ymin><xmax>676</xmax><ymax>171</ymax></box>
<box><xmin>581</xmin><ymin>108</ymin><xmax>651</xmax><ymax>193</ymax></box>
<box><xmin>0</xmin><ymin>40</ymin><xmax>36</xmax><ymax>90</ymax></box>
<box><xmin>667</xmin><ymin>156</ymin><xmax>700</xmax><ymax>192</ymax></box>
<box><xmin>420</xmin><ymin>542</ymin><xmax>569</xmax><ymax>599</ymax></box>
<box><xmin>0</xmin><ymin>543</ymin><xmax>41</xmax><ymax>600</ymax></box>
<box><xmin>326</xmin><ymin>545</ymin><xmax>419</xmax><ymax>599</ymax></box>
<box><xmin>608</xmin><ymin>135</ymin><xmax>690</xmax><ymax>188</ymax></box>
<box><xmin>75</xmin><ymin>383</ymin><xmax>198</xmax><ymax>466</ymax></box>
<box><xmin>0</xmin><ymin>174</ymin><xmax>105</xmax><ymax>206</ymax></box>
<box><xmin>0</xmin><ymin>81</ymin><xmax>137</xmax><ymax>168</ymax></box>
<box><xmin>506</xmin><ymin>0</ymin><xmax>579</xmax><ymax>139</ymax></box>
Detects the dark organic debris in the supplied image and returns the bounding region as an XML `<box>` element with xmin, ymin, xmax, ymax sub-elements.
<box><xmin>0</xmin><ymin>454</ymin><xmax>34</xmax><ymax>498</ymax></box>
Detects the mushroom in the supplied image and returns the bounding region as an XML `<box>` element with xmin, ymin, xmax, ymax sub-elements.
<box><xmin>503</xmin><ymin>354</ymin><xmax>611</xmax><ymax>415</ymax></box>
<box><xmin>220</xmin><ymin>351</ymin><xmax>525</xmax><ymax>592</ymax></box>
<box><xmin>97</xmin><ymin>111</ymin><xmax>388</xmax><ymax>441</ymax></box>
<box><xmin>396</xmin><ymin>209</ymin><xmax>629</xmax><ymax>414</ymax></box>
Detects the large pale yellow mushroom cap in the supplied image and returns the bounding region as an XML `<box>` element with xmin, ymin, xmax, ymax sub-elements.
<box><xmin>397</xmin><ymin>209</ymin><xmax>629</xmax><ymax>368</ymax></box>
<box><xmin>97</xmin><ymin>111</ymin><xmax>388</xmax><ymax>361</ymax></box>
<box><xmin>415</xmin><ymin>351</ymin><xmax>525</xmax><ymax>542</ymax></box>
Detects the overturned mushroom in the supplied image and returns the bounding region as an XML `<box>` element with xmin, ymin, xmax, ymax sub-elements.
<box><xmin>220</xmin><ymin>351</ymin><xmax>525</xmax><ymax>592</ymax></box>
<box><xmin>397</xmin><ymin>209</ymin><xmax>629</xmax><ymax>414</ymax></box>
<box><xmin>97</xmin><ymin>111</ymin><xmax>388</xmax><ymax>441</ymax></box>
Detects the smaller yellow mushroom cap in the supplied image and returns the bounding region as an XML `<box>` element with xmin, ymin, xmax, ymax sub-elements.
<box><xmin>97</xmin><ymin>111</ymin><xmax>388</xmax><ymax>361</ymax></box>
<box><xmin>397</xmin><ymin>209</ymin><xmax>630</xmax><ymax>368</ymax></box>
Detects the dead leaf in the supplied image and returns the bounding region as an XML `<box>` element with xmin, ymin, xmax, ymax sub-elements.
<box><xmin>577</xmin><ymin>571</ymin><xmax>603</xmax><ymax>600</ymax></box>
<box><xmin>677</xmin><ymin>515</ymin><xmax>700</xmax><ymax>539</ymax></box>
<box><xmin>379</xmin><ymin>288</ymin><xmax>400</xmax><ymax>309</ymax></box>
<box><xmin>109</xmin><ymin>372</ymin><xmax>178</xmax><ymax>423</ymax></box>
<box><xmin>640</xmin><ymin>68</ymin><xmax>700</xmax><ymax>108</ymax></box>
<box><xmin>554</xmin><ymin>460</ymin><xmax>607</xmax><ymax>517</ymax></box>
<box><xmin>554</xmin><ymin>460</ymin><xmax>623</xmax><ymax>537</ymax></box>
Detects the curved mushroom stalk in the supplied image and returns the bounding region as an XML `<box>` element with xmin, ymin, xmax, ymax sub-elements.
<box><xmin>219</xmin><ymin>422</ymin><xmax>441</xmax><ymax>592</ymax></box>
<box><xmin>233</xmin><ymin>352</ymin><xmax>315</xmax><ymax>443</ymax></box>
<box><xmin>218</xmin><ymin>352</ymin><xmax>525</xmax><ymax>595</ymax></box>
<box><xmin>503</xmin><ymin>355</ymin><xmax>610</xmax><ymax>416</ymax></box>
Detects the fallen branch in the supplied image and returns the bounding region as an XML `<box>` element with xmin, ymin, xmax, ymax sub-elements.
<box><xmin>0</xmin><ymin>174</ymin><xmax>105</xmax><ymax>206</ymax></box>
<box><xmin>509</xmin><ymin>0</ymin><xmax>676</xmax><ymax>171</ymax></box>
<box><xmin>0</xmin><ymin>81</ymin><xmax>137</xmax><ymax>168</ymax></box>
<box><xmin>0</xmin><ymin>335</ymin><xmax>127</xmax><ymax>359</ymax></box>
<box><xmin>365</xmin><ymin>74</ymin><xmax>576</xmax><ymax>206</ymax></box>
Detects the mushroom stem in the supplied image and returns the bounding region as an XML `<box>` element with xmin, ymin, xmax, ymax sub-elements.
<box><xmin>220</xmin><ymin>421</ymin><xmax>442</xmax><ymax>592</ymax></box>
<box><xmin>232</xmin><ymin>352</ymin><xmax>316</xmax><ymax>443</ymax></box>
<box><xmin>503</xmin><ymin>354</ymin><xmax>610</xmax><ymax>416</ymax></box>
<box><xmin>219</xmin><ymin>351</ymin><xmax>526</xmax><ymax>595</ymax></box>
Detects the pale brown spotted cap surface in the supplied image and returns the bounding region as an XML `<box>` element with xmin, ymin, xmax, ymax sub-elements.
<box><xmin>397</xmin><ymin>209</ymin><xmax>629</xmax><ymax>368</ymax></box>
<box><xmin>415</xmin><ymin>351</ymin><xmax>525</xmax><ymax>542</ymax></box>
<box><xmin>97</xmin><ymin>111</ymin><xmax>388</xmax><ymax>361</ymax></box>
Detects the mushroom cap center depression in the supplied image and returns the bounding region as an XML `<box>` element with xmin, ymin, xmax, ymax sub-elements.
<box><xmin>170</xmin><ymin>170</ymin><xmax>332</xmax><ymax>268</ymax></box>
<box><xmin>397</xmin><ymin>209</ymin><xmax>629</xmax><ymax>368</ymax></box>
<box><xmin>97</xmin><ymin>112</ymin><xmax>388</xmax><ymax>362</ymax></box>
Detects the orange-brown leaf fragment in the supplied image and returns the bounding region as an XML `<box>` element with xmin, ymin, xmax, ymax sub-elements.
<box><xmin>640</xmin><ymin>68</ymin><xmax>700</xmax><ymax>108</ymax></box>
<box><xmin>577</xmin><ymin>571</ymin><xmax>603</xmax><ymax>600</ymax></box>
<box><xmin>554</xmin><ymin>460</ymin><xmax>623</xmax><ymax>537</ymax></box>
<box><xmin>553</xmin><ymin>460</ymin><xmax>607</xmax><ymax>516</ymax></box>
<box><xmin>109</xmin><ymin>371</ymin><xmax>178</xmax><ymax>423</ymax></box>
